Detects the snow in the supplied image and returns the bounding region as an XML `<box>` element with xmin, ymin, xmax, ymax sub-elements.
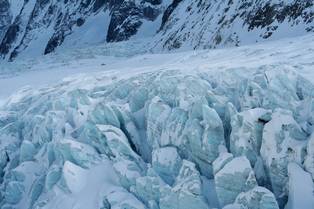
<box><xmin>0</xmin><ymin>33</ymin><xmax>313</xmax><ymax>105</ymax></box>
<box><xmin>17</xmin><ymin>25</ymin><xmax>55</xmax><ymax>59</ymax></box>
<box><xmin>152</xmin><ymin>0</ymin><xmax>314</xmax><ymax>51</ymax></box>
<box><xmin>216</xmin><ymin>156</ymin><xmax>252</xmax><ymax>177</ymax></box>
<box><xmin>62</xmin><ymin>161</ymin><xmax>88</xmax><ymax>193</ymax></box>
<box><xmin>8</xmin><ymin>0</ymin><xmax>24</xmax><ymax>20</ymax></box>
<box><xmin>60</xmin><ymin>10</ymin><xmax>111</xmax><ymax>50</ymax></box>
<box><xmin>42</xmin><ymin>160</ymin><xmax>121</xmax><ymax>209</ymax></box>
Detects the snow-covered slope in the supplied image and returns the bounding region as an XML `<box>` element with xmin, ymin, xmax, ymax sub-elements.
<box><xmin>153</xmin><ymin>0</ymin><xmax>314</xmax><ymax>50</ymax></box>
<box><xmin>0</xmin><ymin>0</ymin><xmax>170</xmax><ymax>61</ymax></box>
<box><xmin>0</xmin><ymin>34</ymin><xmax>314</xmax><ymax>209</ymax></box>
<box><xmin>0</xmin><ymin>0</ymin><xmax>313</xmax><ymax>60</ymax></box>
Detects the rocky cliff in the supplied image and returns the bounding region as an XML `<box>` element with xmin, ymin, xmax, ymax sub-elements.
<box><xmin>0</xmin><ymin>0</ymin><xmax>313</xmax><ymax>60</ymax></box>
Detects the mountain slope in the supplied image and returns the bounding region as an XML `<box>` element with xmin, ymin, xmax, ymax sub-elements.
<box><xmin>0</xmin><ymin>0</ymin><xmax>169</xmax><ymax>60</ymax></box>
<box><xmin>0</xmin><ymin>0</ymin><xmax>11</xmax><ymax>42</ymax></box>
<box><xmin>153</xmin><ymin>0</ymin><xmax>314</xmax><ymax>50</ymax></box>
<box><xmin>0</xmin><ymin>0</ymin><xmax>313</xmax><ymax>60</ymax></box>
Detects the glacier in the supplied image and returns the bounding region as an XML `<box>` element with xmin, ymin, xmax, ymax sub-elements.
<box><xmin>0</xmin><ymin>34</ymin><xmax>314</xmax><ymax>209</ymax></box>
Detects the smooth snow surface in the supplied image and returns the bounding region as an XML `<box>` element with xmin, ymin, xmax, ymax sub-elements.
<box><xmin>42</xmin><ymin>160</ymin><xmax>120</xmax><ymax>209</ymax></box>
<box><xmin>1</xmin><ymin>34</ymin><xmax>314</xmax><ymax>104</ymax></box>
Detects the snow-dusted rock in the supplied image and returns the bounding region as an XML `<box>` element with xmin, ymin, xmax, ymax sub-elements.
<box><xmin>0</xmin><ymin>0</ymin><xmax>11</xmax><ymax>42</ymax></box>
<box><xmin>0</xmin><ymin>0</ymin><xmax>168</xmax><ymax>60</ymax></box>
<box><xmin>155</xmin><ymin>0</ymin><xmax>314</xmax><ymax>51</ymax></box>
<box><xmin>215</xmin><ymin>156</ymin><xmax>257</xmax><ymax>207</ymax></box>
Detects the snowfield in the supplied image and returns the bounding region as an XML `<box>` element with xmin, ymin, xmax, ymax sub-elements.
<box><xmin>0</xmin><ymin>34</ymin><xmax>314</xmax><ymax>209</ymax></box>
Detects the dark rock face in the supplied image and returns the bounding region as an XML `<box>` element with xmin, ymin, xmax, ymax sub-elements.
<box><xmin>0</xmin><ymin>0</ymin><xmax>11</xmax><ymax>42</ymax></box>
<box><xmin>0</xmin><ymin>24</ymin><xmax>19</xmax><ymax>57</ymax></box>
<box><xmin>153</xmin><ymin>0</ymin><xmax>314</xmax><ymax>51</ymax></box>
<box><xmin>246</xmin><ymin>1</ymin><xmax>314</xmax><ymax>30</ymax></box>
<box><xmin>159</xmin><ymin>0</ymin><xmax>183</xmax><ymax>31</ymax></box>
<box><xmin>0</xmin><ymin>0</ymin><xmax>164</xmax><ymax>60</ymax></box>
<box><xmin>106</xmin><ymin>0</ymin><xmax>161</xmax><ymax>42</ymax></box>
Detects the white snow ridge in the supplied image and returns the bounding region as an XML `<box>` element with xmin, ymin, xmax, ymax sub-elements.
<box><xmin>0</xmin><ymin>2</ymin><xmax>314</xmax><ymax>209</ymax></box>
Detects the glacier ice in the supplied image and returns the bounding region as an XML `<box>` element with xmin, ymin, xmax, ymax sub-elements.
<box><xmin>45</xmin><ymin>165</ymin><xmax>61</xmax><ymax>190</ymax></box>
<box><xmin>159</xmin><ymin>160</ymin><xmax>208</xmax><ymax>209</ymax></box>
<box><xmin>214</xmin><ymin>156</ymin><xmax>257</xmax><ymax>207</ymax></box>
<box><xmin>230</xmin><ymin>108</ymin><xmax>271</xmax><ymax>166</ymax></box>
<box><xmin>146</xmin><ymin>97</ymin><xmax>172</xmax><ymax>150</ymax></box>
<box><xmin>260</xmin><ymin>109</ymin><xmax>308</xmax><ymax>207</ymax></box>
<box><xmin>90</xmin><ymin>104</ymin><xmax>120</xmax><ymax>127</ymax></box>
<box><xmin>152</xmin><ymin>146</ymin><xmax>182</xmax><ymax>185</ymax></box>
<box><xmin>19</xmin><ymin>140</ymin><xmax>36</xmax><ymax>162</ymax></box>
<box><xmin>54</xmin><ymin>139</ymin><xmax>99</xmax><ymax>168</ymax></box>
<box><xmin>4</xmin><ymin>181</ymin><xmax>24</xmax><ymax>204</ymax></box>
<box><xmin>233</xmin><ymin>186</ymin><xmax>279</xmax><ymax>209</ymax></box>
<box><xmin>129</xmin><ymin>87</ymin><xmax>148</xmax><ymax>113</ymax></box>
<box><xmin>286</xmin><ymin>163</ymin><xmax>314</xmax><ymax>209</ymax></box>
<box><xmin>213</xmin><ymin>150</ymin><xmax>234</xmax><ymax>175</ymax></box>
<box><xmin>0</xmin><ymin>68</ymin><xmax>314</xmax><ymax>209</ymax></box>
<box><xmin>304</xmin><ymin>133</ymin><xmax>314</xmax><ymax>180</ymax></box>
